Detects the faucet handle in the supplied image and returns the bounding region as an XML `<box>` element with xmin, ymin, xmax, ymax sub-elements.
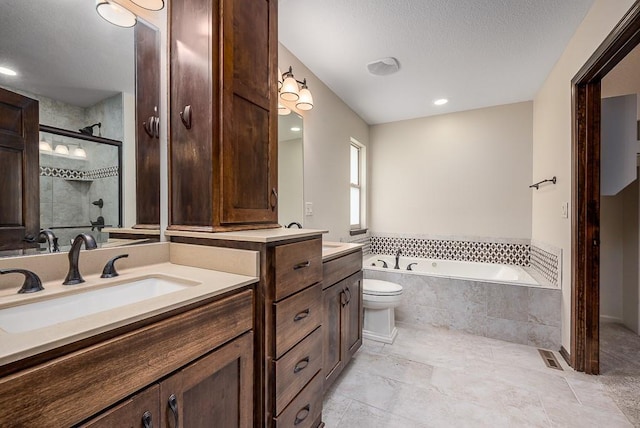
<box><xmin>0</xmin><ymin>269</ymin><xmax>44</xmax><ymax>294</ymax></box>
<box><xmin>101</xmin><ymin>254</ymin><xmax>129</xmax><ymax>278</ymax></box>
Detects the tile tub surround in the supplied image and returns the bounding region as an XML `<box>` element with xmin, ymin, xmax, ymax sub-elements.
<box><xmin>323</xmin><ymin>325</ymin><xmax>634</xmax><ymax>427</ymax></box>
<box><xmin>364</xmin><ymin>268</ymin><xmax>561</xmax><ymax>349</ymax></box>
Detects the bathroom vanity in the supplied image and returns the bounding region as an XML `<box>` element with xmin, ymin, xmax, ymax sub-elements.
<box><xmin>0</xmin><ymin>243</ymin><xmax>258</xmax><ymax>427</ymax></box>
<box><xmin>321</xmin><ymin>243</ymin><xmax>364</xmax><ymax>391</ymax></box>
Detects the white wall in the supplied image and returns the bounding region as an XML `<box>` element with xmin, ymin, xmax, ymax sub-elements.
<box><xmin>278</xmin><ymin>44</ymin><xmax>370</xmax><ymax>241</ymax></box>
<box><xmin>369</xmin><ymin>102</ymin><xmax>533</xmax><ymax>239</ymax></box>
<box><xmin>531</xmin><ymin>0</ymin><xmax>636</xmax><ymax>350</ymax></box>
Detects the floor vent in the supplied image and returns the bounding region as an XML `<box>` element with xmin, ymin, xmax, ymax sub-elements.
<box><xmin>538</xmin><ymin>349</ymin><xmax>563</xmax><ymax>370</ymax></box>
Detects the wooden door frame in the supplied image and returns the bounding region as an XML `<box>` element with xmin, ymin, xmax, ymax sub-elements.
<box><xmin>571</xmin><ymin>0</ymin><xmax>640</xmax><ymax>374</ymax></box>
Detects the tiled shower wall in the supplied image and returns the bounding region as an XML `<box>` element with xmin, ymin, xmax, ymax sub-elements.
<box><xmin>365</xmin><ymin>234</ymin><xmax>561</xmax><ymax>288</ymax></box>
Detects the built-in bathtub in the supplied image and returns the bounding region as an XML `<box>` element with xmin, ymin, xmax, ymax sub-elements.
<box><xmin>363</xmin><ymin>255</ymin><xmax>561</xmax><ymax>349</ymax></box>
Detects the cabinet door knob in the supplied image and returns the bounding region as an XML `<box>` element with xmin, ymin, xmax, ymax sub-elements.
<box><xmin>270</xmin><ymin>188</ymin><xmax>278</xmax><ymax>210</ymax></box>
<box><xmin>168</xmin><ymin>394</ymin><xmax>179</xmax><ymax>428</ymax></box>
<box><xmin>340</xmin><ymin>290</ymin><xmax>348</xmax><ymax>307</ymax></box>
<box><xmin>293</xmin><ymin>308</ymin><xmax>310</xmax><ymax>322</ymax></box>
<box><xmin>294</xmin><ymin>404</ymin><xmax>310</xmax><ymax>425</ymax></box>
<box><xmin>142</xmin><ymin>411</ymin><xmax>153</xmax><ymax>428</ymax></box>
<box><xmin>345</xmin><ymin>287</ymin><xmax>352</xmax><ymax>304</ymax></box>
<box><xmin>154</xmin><ymin>116</ymin><xmax>160</xmax><ymax>139</ymax></box>
<box><xmin>180</xmin><ymin>105</ymin><xmax>192</xmax><ymax>129</ymax></box>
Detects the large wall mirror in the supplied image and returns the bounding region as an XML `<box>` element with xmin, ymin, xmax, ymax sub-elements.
<box><xmin>278</xmin><ymin>113</ymin><xmax>304</xmax><ymax>227</ymax></box>
<box><xmin>0</xmin><ymin>0</ymin><xmax>160</xmax><ymax>256</ymax></box>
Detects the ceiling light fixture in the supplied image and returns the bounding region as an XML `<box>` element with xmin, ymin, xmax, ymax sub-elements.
<box><xmin>0</xmin><ymin>66</ymin><xmax>17</xmax><ymax>76</ymax></box>
<box><xmin>96</xmin><ymin>0</ymin><xmax>137</xmax><ymax>28</ymax></box>
<box><xmin>130</xmin><ymin>0</ymin><xmax>165</xmax><ymax>10</ymax></box>
<box><xmin>278</xmin><ymin>66</ymin><xmax>314</xmax><ymax>112</ymax></box>
<box><xmin>367</xmin><ymin>57</ymin><xmax>400</xmax><ymax>76</ymax></box>
<box><xmin>291</xmin><ymin>127</ymin><xmax>301</xmax><ymax>132</ymax></box>
<box><xmin>434</xmin><ymin>98</ymin><xmax>448</xmax><ymax>106</ymax></box>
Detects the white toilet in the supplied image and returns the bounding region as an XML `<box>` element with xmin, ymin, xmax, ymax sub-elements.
<box><xmin>362</xmin><ymin>279</ymin><xmax>403</xmax><ymax>344</ymax></box>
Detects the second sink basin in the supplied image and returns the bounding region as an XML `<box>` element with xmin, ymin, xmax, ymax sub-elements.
<box><xmin>0</xmin><ymin>275</ymin><xmax>198</xmax><ymax>334</ymax></box>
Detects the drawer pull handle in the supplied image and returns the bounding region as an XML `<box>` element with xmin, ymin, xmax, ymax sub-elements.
<box><xmin>345</xmin><ymin>287</ymin><xmax>352</xmax><ymax>304</ymax></box>
<box><xmin>293</xmin><ymin>356</ymin><xmax>310</xmax><ymax>373</ymax></box>
<box><xmin>168</xmin><ymin>394</ymin><xmax>179</xmax><ymax>428</ymax></box>
<box><xmin>293</xmin><ymin>261</ymin><xmax>311</xmax><ymax>270</ymax></box>
<box><xmin>293</xmin><ymin>309</ymin><xmax>310</xmax><ymax>321</ymax></box>
<box><xmin>294</xmin><ymin>404</ymin><xmax>310</xmax><ymax>425</ymax></box>
<box><xmin>142</xmin><ymin>411</ymin><xmax>153</xmax><ymax>428</ymax></box>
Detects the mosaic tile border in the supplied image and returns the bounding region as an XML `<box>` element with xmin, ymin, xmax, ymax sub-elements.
<box><xmin>40</xmin><ymin>165</ymin><xmax>119</xmax><ymax>180</ymax></box>
<box><xmin>529</xmin><ymin>240</ymin><xmax>562</xmax><ymax>288</ymax></box>
<box><xmin>370</xmin><ymin>235</ymin><xmax>530</xmax><ymax>266</ymax></box>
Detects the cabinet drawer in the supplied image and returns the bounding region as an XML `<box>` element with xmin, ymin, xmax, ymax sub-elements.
<box><xmin>274</xmin><ymin>372</ymin><xmax>322</xmax><ymax>428</ymax></box>
<box><xmin>275</xmin><ymin>238</ymin><xmax>322</xmax><ymax>301</ymax></box>
<box><xmin>274</xmin><ymin>326</ymin><xmax>322</xmax><ymax>416</ymax></box>
<box><xmin>274</xmin><ymin>284</ymin><xmax>322</xmax><ymax>358</ymax></box>
<box><xmin>322</xmin><ymin>249</ymin><xmax>362</xmax><ymax>289</ymax></box>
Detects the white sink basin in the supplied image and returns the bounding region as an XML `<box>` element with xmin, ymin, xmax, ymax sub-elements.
<box><xmin>322</xmin><ymin>243</ymin><xmax>343</xmax><ymax>251</ymax></box>
<box><xmin>0</xmin><ymin>276</ymin><xmax>197</xmax><ymax>334</ymax></box>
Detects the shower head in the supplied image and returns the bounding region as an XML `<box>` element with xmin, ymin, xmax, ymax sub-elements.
<box><xmin>79</xmin><ymin>122</ymin><xmax>102</xmax><ymax>136</ymax></box>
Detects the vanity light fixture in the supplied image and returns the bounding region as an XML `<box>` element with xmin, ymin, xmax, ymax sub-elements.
<box><xmin>434</xmin><ymin>98</ymin><xmax>448</xmax><ymax>106</ymax></box>
<box><xmin>278</xmin><ymin>66</ymin><xmax>314</xmax><ymax>111</ymax></box>
<box><xmin>130</xmin><ymin>0</ymin><xmax>164</xmax><ymax>10</ymax></box>
<box><xmin>0</xmin><ymin>66</ymin><xmax>17</xmax><ymax>76</ymax></box>
<box><xmin>96</xmin><ymin>0</ymin><xmax>137</xmax><ymax>28</ymax></box>
<box><xmin>291</xmin><ymin>127</ymin><xmax>301</xmax><ymax>132</ymax></box>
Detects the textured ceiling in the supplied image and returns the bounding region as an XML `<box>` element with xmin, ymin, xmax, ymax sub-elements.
<box><xmin>279</xmin><ymin>0</ymin><xmax>596</xmax><ymax>124</ymax></box>
<box><xmin>0</xmin><ymin>0</ymin><xmax>134</xmax><ymax>107</ymax></box>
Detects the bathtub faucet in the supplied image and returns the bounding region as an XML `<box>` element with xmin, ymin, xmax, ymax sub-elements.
<box><xmin>394</xmin><ymin>249</ymin><xmax>402</xmax><ymax>269</ymax></box>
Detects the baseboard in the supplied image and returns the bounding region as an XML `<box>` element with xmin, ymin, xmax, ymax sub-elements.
<box><xmin>599</xmin><ymin>315</ymin><xmax>623</xmax><ymax>324</ymax></box>
<box><xmin>559</xmin><ymin>346</ymin><xmax>571</xmax><ymax>366</ymax></box>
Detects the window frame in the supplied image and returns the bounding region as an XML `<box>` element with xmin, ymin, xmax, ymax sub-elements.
<box><xmin>349</xmin><ymin>138</ymin><xmax>366</xmax><ymax>233</ymax></box>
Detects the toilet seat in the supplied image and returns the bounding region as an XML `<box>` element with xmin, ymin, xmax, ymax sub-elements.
<box><xmin>363</xmin><ymin>279</ymin><xmax>403</xmax><ymax>296</ymax></box>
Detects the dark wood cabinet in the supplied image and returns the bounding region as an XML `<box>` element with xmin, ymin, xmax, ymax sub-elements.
<box><xmin>159</xmin><ymin>332</ymin><xmax>254</xmax><ymax>428</ymax></box>
<box><xmin>322</xmin><ymin>249</ymin><xmax>363</xmax><ymax>392</ymax></box>
<box><xmin>169</xmin><ymin>0</ymin><xmax>278</xmax><ymax>232</ymax></box>
<box><xmin>80</xmin><ymin>384</ymin><xmax>160</xmax><ymax>428</ymax></box>
<box><xmin>0</xmin><ymin>87</ymin><xmax>39</xmax><ymax>251</ymax></box>
<box><xmin>134</xmin><ymin>21</ymin><xmax>161</xmax><ymax>229</ymax></box>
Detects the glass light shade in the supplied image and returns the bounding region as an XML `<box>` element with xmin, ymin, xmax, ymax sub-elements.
<box><xmin>96</xmin><ymin>0</ymin><xmax>137</xmax><ymax>28</ymax></box>
<box><xmin>130</xmin><ymin>0</ymin><xmax>164</xmax><ymax>10</ymax></box>
<box><xmin>278</xmin><ymin>102</ymin><xmax>291</xmax><ymax>116</ymax></box>
<box><xmin>277</xmin><ymin>67</ymin><xmax>283</xmax><ymax>91</ymax></box>
<box><xmin>296</xmin><ymin>87</ymin><xmax>313</xmax><ymax>111</ymax></box>
<box><xmin>73</xmin><ymin>146</ymin><xmax>87</xmax><ymax>158</ymax></box>
<box><xmin>280</xmin><ymin>76</ymin><xmax>300</xmax><ymax>101</ymax></box>
<box><xmin>54</xmin><ymin>144</ymin><xmax>69</xmax><ymax>155</ymax></box>
<box><xmin>39</xmin><ymin>140</ymin><xmax>52</xmax><ymax>152</ymax></box>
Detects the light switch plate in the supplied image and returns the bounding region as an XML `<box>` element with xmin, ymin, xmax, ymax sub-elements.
<box><xmin>561</xmin><ymin>202</ymin><xmax>569</xmax><ymax>218</ymax></box>
<box><xmin>305</xmin><ymin>202</ymin><xmax>313</xmax><ymax>216</ymax></box>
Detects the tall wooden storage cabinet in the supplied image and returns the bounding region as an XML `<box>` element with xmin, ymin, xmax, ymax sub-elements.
<box><xmin>169</xmin><ymin>0</ymin><xmax>278</xmax><ymax>232</ymax></box>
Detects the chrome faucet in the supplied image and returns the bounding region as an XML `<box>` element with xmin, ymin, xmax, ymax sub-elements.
<box><xmin>394</xmin><ymin>249</ymin><xmax>402</xmax><ymax>269</ymax></box>
<box><xmin>38</xmin><ymin>229</ymin><xmax>59</xmax><ymax>253</ymax></box>
<box><xmin>63</xmin><ymin>233</ymin><xmax>97</xmax><ymax>285</ymax></box>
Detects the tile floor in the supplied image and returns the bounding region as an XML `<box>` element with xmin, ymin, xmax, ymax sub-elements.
<box><xmin>323</xmin><ymin>323</ymin><xmax>638</xmax><ymax>427</ymax></box>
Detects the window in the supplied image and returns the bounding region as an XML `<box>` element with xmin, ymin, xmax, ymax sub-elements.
<box><xmin>350</xmin><ymin>138</ymin><xmax>365</xmax><ymax>231</ymax></box>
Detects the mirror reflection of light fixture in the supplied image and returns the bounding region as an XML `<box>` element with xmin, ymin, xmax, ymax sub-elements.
<box><xmin>39</xmin><ymin>138</ymin><xmax>53</xmax><ymax>152</ymax></box>
<box><xmin>54</xmin><ymin>144</ymin><xmax>70</xmax><ymax>155</ymax></box>
<box><xmin>278</xmin><ymin>66</ymin><xmax>313</xmax><ymax>112</ymax></box>
<box><xmin>73</xmin><ymin>145</ymin><xmax>88</xmax><ymax>159</ymax></box>
<box><xmin>278</xmin><ymin>102</ymin><xmax>291</xmax><ymax>116</ymax></box>
<box><xmin>96</xmin><ymin>0</ymin><xmax>137</xmax><ymax>28</ymax></box>
<box><xmin>130</xmin><ymin>0</ymin><xmax>165</xmax><ymax>10</ymax></box>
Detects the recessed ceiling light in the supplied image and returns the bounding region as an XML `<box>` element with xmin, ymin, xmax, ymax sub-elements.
<box><xmin>434</xmin><ymin>98</ymin><xmax>448</xmax><ymax>106</ymax></box>
<box><xmin>0</xmin><ymin>66</ymin><xmax>17</xmax><ymax>76</ymax></box>
<box><xmin>290</xmin><ymin>127</ymin><xmax>301</xmax><ymax>132</ymax></box>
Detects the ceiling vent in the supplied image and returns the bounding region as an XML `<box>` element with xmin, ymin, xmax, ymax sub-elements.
<box><xmin>366</xmin><ymin>57</ymin><xmax>400</xmax><ymax>76</ymax></box>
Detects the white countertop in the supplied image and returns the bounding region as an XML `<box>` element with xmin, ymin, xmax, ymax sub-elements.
<box><xmin>165</xmin><ymin>227</ymin><xmax>327</xmax><ymax>243</ymax></box>
<box><xmin>322</xmin><ymin>241</ymin><xmax>364</xmax><ymax>261</ymax></box>
<box><xmin>0</xmin><ymin>243</ymin><xmax>258</xmax><ymax>367</ymax></box>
